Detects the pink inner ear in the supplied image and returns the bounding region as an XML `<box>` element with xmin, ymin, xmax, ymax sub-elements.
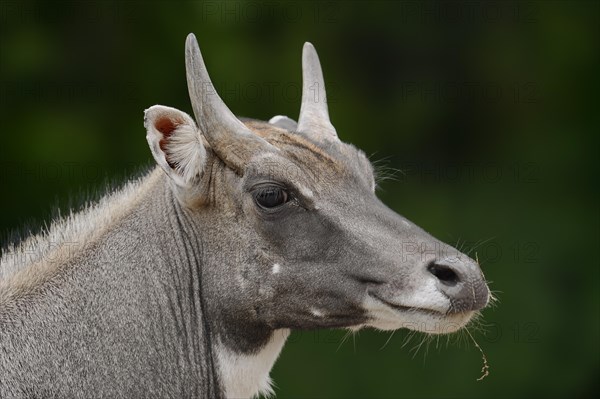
<box><xmin>155</xmin><ymin>117</ymin><xmax>180</xmax><ymax>148</ymax></box>
<box><xmin>155</xmin><ymin>117</ymin><xmax>180</xmax><ymax>168</ymax></box>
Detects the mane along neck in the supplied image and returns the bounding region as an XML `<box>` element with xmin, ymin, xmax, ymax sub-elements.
<box><xmin>0</xmin><ymin>167</ymin><xmax>164</xmax><ymax>305</ymax></box>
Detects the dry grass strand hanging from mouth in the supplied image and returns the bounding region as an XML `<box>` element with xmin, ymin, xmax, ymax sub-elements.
<box><xmin>465</xmin><ymin>327</ymin><xmax>490</xmax><ymax>381</ymax></box>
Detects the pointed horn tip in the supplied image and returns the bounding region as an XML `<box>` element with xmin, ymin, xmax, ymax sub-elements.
<box><xmin>186</xmin><ymin>33</ymin><xmax>197</xmax><ymax>44</ymax></box>
<box><xmin>302</xmin><ymin>42</ymin><xmax>320</xmax><ymax>65</ymax></box>
<box><xmin>303</xmin><ymin>42</ymin><xmax>316</xmax><ymax>54</ymax></box>
<box><xmin>185</xmin><ymin>33</ymin><xmax>200</xmax><ymax>56</ymax></box>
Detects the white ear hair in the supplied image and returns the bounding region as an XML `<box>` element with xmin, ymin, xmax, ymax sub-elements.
<box><xmin>268</xmin><ymin>115</ymin><xmax>298</xmax><ymax>131</ymax></box>
<box><xmin>144</xmin><ymin>105</ymin><xmax>206</xmax><ymax>187</ymax></box>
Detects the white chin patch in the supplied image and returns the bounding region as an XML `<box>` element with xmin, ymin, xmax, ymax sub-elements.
<box><xmin>363</xmin><ymin>296</ymin><xmax>474</xmax><ymax>335</ymax></box>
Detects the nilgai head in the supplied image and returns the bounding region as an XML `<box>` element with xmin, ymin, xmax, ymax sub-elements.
<box><xmin>144</xmin><ymin>34</ymin><xmax>490</xmax><ymax>349</ymax></box>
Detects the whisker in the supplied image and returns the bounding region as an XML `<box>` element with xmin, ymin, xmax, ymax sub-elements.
<box><xmin>336</xmin><ymin>329</ymin><xmax>353</xmax><ymax>352</ymax></box>
<box><xmin>410</xmin><ymin>333</ymin><xmax>429</xmax><ymax>359</ymax></box>
<box><xmin>456</xmin><ymin>237</ymin><xmax>464</xmax><ymax>253</ymax></box>
<box><xmin>401</xmin><ymin>330</ymin><xmax>417</xmax><ymax>349</ymax></box>
<box><xmin>379</xmin><ymin>330</ymin><xmax>396</xmax><ymax>351</ymax></box>
<box><xmin>468</xmin><ymin>237</ymin><xmax>497</xmax><ymax>257</ymax></box>
<box><xmin>370</xmin><ymin>155</ymin><xmax>405</xmax><ymax>189</ymax></box>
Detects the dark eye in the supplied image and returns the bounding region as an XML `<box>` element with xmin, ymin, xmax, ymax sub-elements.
<box><xmin>254</xmin><ymin>186</ymin><xmax>289</xmax><ymax>209</ymax></box>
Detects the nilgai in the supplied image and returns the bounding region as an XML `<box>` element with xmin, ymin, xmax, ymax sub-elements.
<box><xmin>0</xmin><ymin>34</ymin><xmax>490</xmax><ymax>398</ymax></box>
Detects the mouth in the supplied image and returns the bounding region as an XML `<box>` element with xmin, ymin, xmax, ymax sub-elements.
<box><xmin>369</xmin><ymin>293</ymin><xmax>444</xmax><ymax>317</ymax></box>
<box><xmin>365</xmin><ymin>292</ymin><xmax>475</xmax><ymax>334</ymax></box>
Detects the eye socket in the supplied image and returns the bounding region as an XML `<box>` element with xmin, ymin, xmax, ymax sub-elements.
<box><xmin>253</xmin><ymin>186</ymin><xmax>289</xmax><ymax>209</ymax></box>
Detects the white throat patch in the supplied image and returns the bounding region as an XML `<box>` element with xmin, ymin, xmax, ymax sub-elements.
<box><xmin>216</xmin><ymin>329</ymin><xmax>290</xmax><ymax>398</ymax></box>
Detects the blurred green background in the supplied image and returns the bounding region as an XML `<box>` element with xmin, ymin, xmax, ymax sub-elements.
<box><xmin>0</xmin><ymin>1</ymin><xmax>598</xmax><ymax>398</ymax></box>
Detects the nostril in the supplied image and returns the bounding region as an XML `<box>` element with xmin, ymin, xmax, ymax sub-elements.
<box><xmin>428</xmin><ymin>262</ymin><xmax>460</xmax><ymax>287</ymax></box>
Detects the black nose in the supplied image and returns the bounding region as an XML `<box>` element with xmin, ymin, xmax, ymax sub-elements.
<box><xmin>427</xmin><ymin>263</ymin><xmax>460</xmax><ymax>286</ymax></box>
<box><xmin>427</xmin><ymin>259</ymin><xmax>489</xmax><ymax>312</ymax></box>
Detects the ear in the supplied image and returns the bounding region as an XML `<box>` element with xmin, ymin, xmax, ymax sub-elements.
<box><xmin>144</xmin><ymin>105</ymin><xmax>207</xmax><ymax>188</ymax></box>
<box><xmin>269</xmin><ymin>115</ymin><xmax>298</xmax><ymax>131</ymax></box>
